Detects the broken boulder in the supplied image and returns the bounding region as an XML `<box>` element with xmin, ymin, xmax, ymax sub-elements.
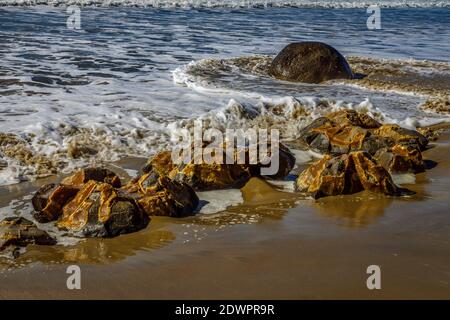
<box><xmin>32</xmin><ymin>183</ymin><xmax>80</xmax><ymax>223</ymax></box>
<box><xmin>61</xmin><ymin>167</ymin><xmax>121</xmax><ymax>188</ymax></box>
<box><xmin>130</xmin><ymin>175</ymin><xmax>200</xmax><ymax>218</ymax></box>
<box><xmin>57</xmin><ymin>180</ymin><xmax>149</xmax><ymax>238</ymax></box>
<box><xmin>298</xmin><ymin>110</ymin><xmax>428</xmax><ymax>156</ymax></box>
<box><xmin>296</xmin><ymin>151</ymin><xmax>414</xmax><ymax>199</ymax></box>
<box><xmin>374</xmin><ymin>144</ymin><xmax>425</xmax><ymax>173</ymax></box>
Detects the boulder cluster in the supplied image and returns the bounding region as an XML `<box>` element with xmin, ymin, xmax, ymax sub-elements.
<box><xmin>0</xmin><ymin>109</ymin><xmax>434</xmax><ymax>253</ymax></box>
<box><xmin>295</xmin><ymin>109</ymin><xmax>429</xmax><ymax>198</ymax></box>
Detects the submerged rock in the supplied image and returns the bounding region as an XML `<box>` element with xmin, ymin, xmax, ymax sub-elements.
<box><xmin>57</xmin><ymin>180</ymin><xmax>149</xmax><ymax>238</ymax></box>
<box><xmin>296</xmin><ymin>151</ymin><xmax>414</xmax><ymax>199</ymax></box>
<box><xmin>269</xmin><ymin>42</ymin><xmax>353</xmax><ymax>83</ymax></box>
<box><xmin>374</xmin><ymin>145</ymin><xmax>425</xmax><ymax>173</ymax></box>
<box><xmin>32</xmin><ymin>183</ymin><xmax>80</xmax><ymax>223</ymax></box>
<box><xmin>61</xmin><ymin>167</ymin><xmax>121</xmax><ymax>188</ymax></box>
<box><xmin>0</xmin><ymin>217</ymin><xmax>56</xmax><ymax>251</ymax></box>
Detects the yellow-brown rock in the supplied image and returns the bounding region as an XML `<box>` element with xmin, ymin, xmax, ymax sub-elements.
<box><xmin>373</xmin><ymin>124</ymin><xmax>428</xmax><ymax>151</ymax></box>
<box><xmin>134</xmin><ymin>176</ymin><xmax>199</xmax><ymax>218</ymax></box>
<box><xmin>374</xmin><ymin>144</ymin><xmax>425</xmax><ymax>173</ymax></box>
<box><xmin>296</xmin><ymin>151</ymin><xmax>414</xmax><ymax>199</ymax></box>
<box><xmin>326</xmin><ymin>109</ymin><xmax>381</xmax><ymax>129</ymax></box>
<box><xmin>32</xmin><ymin>183</ymin><xmax>80</xmax><ymax>223</ymax></box>
<box><xmin>61</xmin><ymin>167</ymin><xmax>121</xmax><ymax>188</ymax></box>
<box><xmin>170</xmin><ymin>162</ymin><xmax>252</xmax><ymax>191</ymax></box>
<box><xmin>142</xmin><ymin>142</ymin><xmax>295</xmax><ymax>191</ymax></box>
<box><xmin>298</xmin><ymin>110</ymin><xmax>428</xmax><ymax>155</ymax></box>
<box><xmin>141</xmin><ymin>150</ymin><xmax>174</xmax><ymax>176</ymax></box>
<box><xmin>57</xmin><ymin>180</ymin><xmax>148</xmax><ymax>237</ymax></box>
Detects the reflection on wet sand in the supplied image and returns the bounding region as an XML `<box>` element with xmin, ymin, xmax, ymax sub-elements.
<box><xmin>313</xmin><ymin>191</ymin><xmax>392</xmax><ymax>228</ymax></box>
<box><xmin>194</xmin><ymin>178</ymin><xmax>300</xmax><ymax>226</ymax></box>
<box><xmin>0</xmin><ymin>221</ymin><xmax>175</xmax><ymax>269</ymax></box>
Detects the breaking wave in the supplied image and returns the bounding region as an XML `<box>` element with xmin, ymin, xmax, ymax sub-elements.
<box><xmin>1</xmin><ymin>0</ymin><xmax>449</xmax><ymax>8</ymax></box>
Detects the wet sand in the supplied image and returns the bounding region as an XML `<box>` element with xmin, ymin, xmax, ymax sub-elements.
<box><xmin>0</xmin><ymin>132</ymin><xmax>450</xmax><ymax>299</ymax></box>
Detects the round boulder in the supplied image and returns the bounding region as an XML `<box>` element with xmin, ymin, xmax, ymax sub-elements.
<box><xmin>269</xmin><ymin>42</ymin><xmax>353</xmax><ymax>83</ymax></box>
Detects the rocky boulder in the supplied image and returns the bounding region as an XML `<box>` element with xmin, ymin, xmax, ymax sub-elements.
<box><xmin>170</xmin><ymin>162</ymin><xmax>253</xmax><ymax>191</ymax></box>
<box><xmin>61</xmin><ymin>167</ymin><xmax>121</xmax><ymax>188</ymax></box>
<box><xmin>0</xmin><ymin>217</ymin><xmax>56</xmax><ymax>252</ymax></box>
<box><xmin>296</xmin><ymin>151</ymin><xmax>414</xmax><ymax>199</ymax></box>
<box><xmin>247</xmin><ymin>142</ymin><xmax>297</xmax><ymax>180</ymax></box>
<box><xmin>326</xmin><ymin>109</ymin><xmax>381</xmax><ymax>129</ymax></box>
<box><xmin>142</xmin><ymin>142</ymin><xmax>296</xmax><ymax>191</ymax></box>
<box><xmin>374</xmin><ymin>144</ymin><xmax>425</xmax><ymax>173</ymax></box>
<box><xmin>128</xmin><ymin>175</ymin><xmax>200</xmax><ymax>218</ymax></box>
<box><xmin>374</xmin><ymin>124</ymin><xmax>428</xmax><ymax>151</ymax></box>
<box><xmin>32</xmin><ymin>183</ymin><xmax>80</xmax><ymax>223</ymax></box>
<box><xmin>141</xmin><ymin>150</ymin><xmax>174</xmax><ymax>176</ymax></box>
<box><xmin>298</xmin><ymin>110</ymin><xmax>428</xmax><ymax>156</ymax></box>
<box><xmin>57</xmin><ymin>180</ymin><xmax>149</xmax><ymax>237</ymax></box>
<box><xmin>269</xmin><ymin>42</ymin><xmax>353</xmax><ymax>83</ymax></box>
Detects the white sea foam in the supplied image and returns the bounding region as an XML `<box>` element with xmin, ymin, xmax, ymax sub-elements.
<box><xmin>196</xmin><ymin>189</ymin><xmax>244</xmax><ymax>214</ymax></box>
<box><xmin>0</xmin><ymin>0</ymin><xmax>448</xmax><ymax>8</ymax></box>
<box><xmin>290</xmin><ymin>148</ymin><xmax>323</xmax><ymax>164</ymax></box>
<box><xmin>267</xmin><ymin>179</ymin><xmax>296</xmax><ymax>192</ymax></box>
<box><xmin>392</xmin><ymin>173</ymin><xmax>416</xmax><ymax>185</ymax></box>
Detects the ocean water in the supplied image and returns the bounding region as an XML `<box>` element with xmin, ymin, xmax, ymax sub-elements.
<box><xmin>0</xmin><ymin>3</ymin><xmax>449</xmax><ymax>185</ymax></box>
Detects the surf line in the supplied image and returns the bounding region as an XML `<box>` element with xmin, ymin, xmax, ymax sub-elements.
<box><xmin>175</xmin><ymin>304</ymin><xmax>209</xmax><ymax>318</ymax></box>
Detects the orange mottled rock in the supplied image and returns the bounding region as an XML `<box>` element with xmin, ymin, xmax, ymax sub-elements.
<box><xmin>374</xmin><ymin>144</ymin><xmax>425</xmax><ymax>173</ymax></box>
<box><xmin>142</xmin><ymin>150</ymin><xmax>174</xmax><ymax>175</ymax></box>
<box><xmin>135</xmin><ymin>176</ymin><xmax>199</xmax><ymax>218</ymax></box>
<box><xmin>298</xmin><ymin>110</ymin><xmax>428</xmax><ymax>155</ymax></box>
<box><xmin>374</xmin><ymin>124</ymin><xmax>428</xmax><ymax>151</ymax></box>
<box><xmin>61</xmin><ymin>167</ymin><xmax>121</xmax><ymax>188</ymax></box>
<box><xmin>170</xmin><ymin>162</ymin><xmax>252</xmax><ymax>191</ymax></box>
<box><xmin>32</xmin><ymin>183</ymin><xmax>80</xmax><ymax>223</ymax></box>
<box><xmin>121</xmin><ymin>173</ymin><xmax>199</xmax><ymax>218</ymax></box>
<box><xmin>326</xmin><ymin>109</ymin><xmax>381</xmax><ymax>129</ymax></box>
<box><xmin>57</xmin><ymin>180</ymin><xmax>148</xmax><ymax>237</ymax></box>
<box><xmin>142</xmin><ymin>142</ymin><xmax>295</xmax><ymax>191</ymax></box>
<box><xmin>296</xmin><ymin>151</ymin><xmax>414</xmax><ymax>199</ymax></box>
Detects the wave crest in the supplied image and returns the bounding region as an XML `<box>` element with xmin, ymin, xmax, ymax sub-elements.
<box><xmin>1</xmin><ymin>0</ymin><xmax>449</xmax><ymax>8</ymax></box>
